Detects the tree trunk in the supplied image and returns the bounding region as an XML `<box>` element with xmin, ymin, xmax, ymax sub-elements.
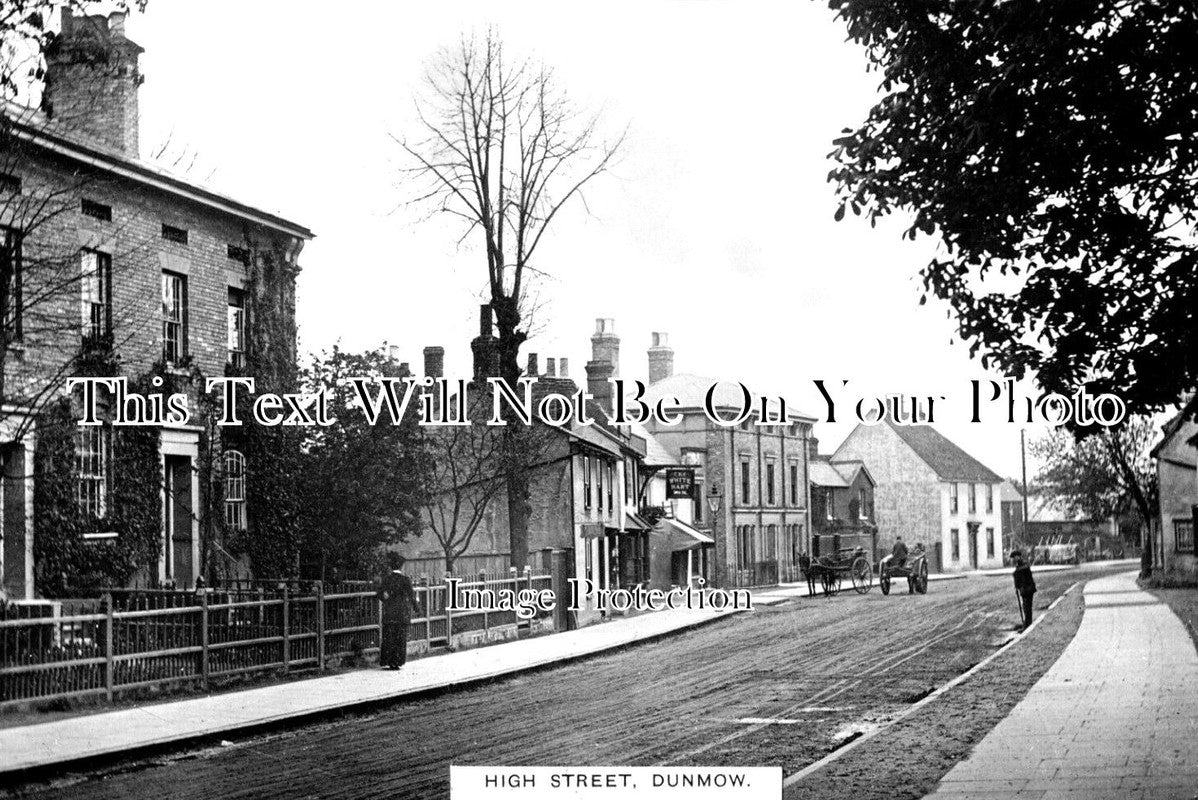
<box><xmin>494</xmin><ymin>296</ymin><xmax>531</xmax><ymax>572</ymax></box>
<box><xmin>1105</xmin><ymin>432</ymin><xmax>1153</xmax><ymax>578</ymax></box>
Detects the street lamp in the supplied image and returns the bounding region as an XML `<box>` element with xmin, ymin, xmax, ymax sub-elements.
<box><xmin>707</xmin><ymin>485</ymin><xmax>722</xmax><ymax>514</ymax></box>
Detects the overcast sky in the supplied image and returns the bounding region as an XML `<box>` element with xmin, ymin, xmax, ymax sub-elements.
<box><xmin>116</xmin><ymin>0</ymin><xmax>1056</xmax><ymax>478</ymax></box>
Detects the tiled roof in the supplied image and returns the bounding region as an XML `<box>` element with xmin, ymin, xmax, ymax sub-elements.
<box><xmin>628</xmin><ymin>420</ymin><xmax>677</xmax><ymax>467</ymax></box>
<box><xmin>3</xmin><ymin>101</ymin><xmax>313</xmax><ymax>239</ymax></box>
<box><xmin>886</xmin><ymin>421</ymin><xmax>1002</xmax><ymax>483</ymax></box>
<box><xmin>830</xmin><ymin>459</ymin><xmax>875</xmax><ymax>487</ymax></box>
<box><xmin>809</xmin><ymin>461</ymin><xmax>849</xmax><ymax>488</ymax></box>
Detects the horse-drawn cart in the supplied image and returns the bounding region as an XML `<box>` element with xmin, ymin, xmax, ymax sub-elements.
<box><xmin>878</xmin><ymin>549</ymin><xmax>929</xmax><ymax>595</ymax></box>
<box><xmin>805</xmin><ymin>547</ymin><xmax>874</xmax><ymax>596</ymax></box>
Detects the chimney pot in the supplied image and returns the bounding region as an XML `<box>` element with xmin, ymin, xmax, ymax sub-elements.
<box><xmin>478</xmin><ymin>304</ymin><xmax>493</xmax><ymax>337</ymax></box>
<box><xmin>647</xmin><ymin>331</ymin><xmax>675</xmax><ymax>385</ymax></box>
<box><xmin>590</xmin><ymin>316</ymin><xmax>620</xmax><ymax>375</ymax></box>
<box><xmin>423</xmin><ymin>346</ymin><xmax>445</xmax><ymax>379</ymax></box>
<box><xmin>527</xmin><ymin>352</ymin><xmax>539</xmax><ymax>377</ymax></box>
<box><xmin>546</xmin><ymin>357</ymin><xmax>557</xmax><ymax>378</ymax></box>
<box><xmin>44</xmin><ymin>7</ymin><xmax>143</xmax><ymax>156</ymax></box>
<box><xmin>559</xmin><ymin>358</ymin><xmax>569</xmax><ymax>378</ymax></box>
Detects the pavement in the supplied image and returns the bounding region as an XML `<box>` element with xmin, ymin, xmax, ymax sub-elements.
<box><xmin>0</xmin><ymin>585</ymin><xmax>802</xmax><ymax>778</ymax></box>
<box><xmin>924</xmin><ymin>570</ymin><xmax>1198</xmax><ymax>799</ymax></box>
<box><xmin>2</xmin><ymin>561</ymin><xmax>1180</xmax><ymax>791</ymax></box>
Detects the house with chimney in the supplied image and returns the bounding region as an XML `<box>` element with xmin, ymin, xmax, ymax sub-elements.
<box><xmin>634</xmin><ymin>334</ymin><xmax>817</xmax><ymax>589</ymax></box>
<box><xmin>0</xmin><ymin>11</ymin><xmax>311</xmax><ymax>598</ymax></box>
<box><xmin>832</xmin><ymin>421</ymin><xmax>1004</xmax><ymax>573</ymax></box>
<box><xmin>399</xmin><ymin>312</ymin><xmax>679</xmax><ymax>627</ymax></box>
<box><xmin>808</xmin><ymin>444</ymin><xmax>878</xmax><ymax>562</ymax></box>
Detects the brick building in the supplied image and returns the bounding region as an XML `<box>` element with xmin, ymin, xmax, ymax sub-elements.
<box><xmin>637</xmin><ymin>336</ymin><xmax>816</xmax><ymax>588</ymax></box>
<box><xmin>808</xmin><ymin>449</ymin><xmax>878</xmax><ymax>562</ymax></box>
<box><xmin>0</xmin><ymin>11</ymin><xmax>311</xmax><ymax>598</ymax></box>
<box><xmin>402</xmin><ymin>314</ymin><xmax>672</xmax><ymax>628</ymax></box>
<box><xmin>832</xmin><ymin>421</ymin><xmax>1004</xmax><ymax>573</ymax></box>
<box><xmin>1150</xmin><ymin>400</ymin><xmax>1197</xmax><ymax>576</ymax></box>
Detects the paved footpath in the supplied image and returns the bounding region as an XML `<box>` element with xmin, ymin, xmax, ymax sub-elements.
<box><xmin>0</xmin><ymin>586</ymin><xmax>813</xmax><ymax>778</ymax></box>
<box><xmin>925</xmin><ymin>570</ymin><xmax>1198</xmax><ymax>800</ymax></box>
<box><xmin>0</xmin><ymin>566</ymin><xmax>1083</xmax><ymax>781</ymax></box>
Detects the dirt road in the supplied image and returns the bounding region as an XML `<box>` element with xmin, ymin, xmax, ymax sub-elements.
<box><xmin>7</xmin><ymin>568</ymin><xmax>1106</xmax><ymax>800</ymax></box>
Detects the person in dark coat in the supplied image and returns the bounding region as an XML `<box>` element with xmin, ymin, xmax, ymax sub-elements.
<box><xmin>1011</xmin><ymin>549</ymin><xmax>1037</xmax><ymax>630</ymax></box>
<box><xmin>378</xmin><ymin>553</ymin><xmax>418</xmax><ymax>669</ymax></box>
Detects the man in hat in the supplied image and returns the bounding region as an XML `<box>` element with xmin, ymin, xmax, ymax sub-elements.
<box><xmin>378</xmin><ymin>552</ymin><xmax>419</xmax><ymax>669</ymax></box>
<box><xmin>1011</xmin><ymin>549</ymin><xmax>1037</xmax><ymax>630</ymax></box>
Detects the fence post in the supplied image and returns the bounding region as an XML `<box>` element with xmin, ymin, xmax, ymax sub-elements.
<box><xmin>444</xmin><ymin>574</ymin><xmax>453</xmax><ymax>648</ymax></box>
<box><xmin>422</xmin><ymin>577</ymin><xmax>431</xmax><ymax>646</ymax></box>
<box><xmin>522</xmin><ymin>566</ymin><xmax>531</xmax><ymax>636</ymax></box>
<box><xmin>281</xmin><ymin>585</ymin><xmax>290</xmax><ymax>673</ymax></box>
<box><xmin>200</xmin><ymin>588</ymin><xmax>210</xmax><ymax>691</ymax></box>
<box><xmin>103</xmin><ymin>592</ymin><xmax>114</xmax><ymax>702</ymax></box>
<box><xmin>479</xmin><ymin>570</ymin><xmax>488</xmax><ymax>637</ymax></box>
<box><xmin>316</xmin><ymin>580</ymin><xmax>326</xmax><ymax>673</ymax></box>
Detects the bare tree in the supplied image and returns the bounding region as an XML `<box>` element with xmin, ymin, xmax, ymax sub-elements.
<box><xmin>421</xmin><ymin>394</ymin><xmax>561</xmax><ymax>575</ymax></box>
<box><xmin>397</xmin><ymin>31</ymin><xmax>625</xmax><ymax>569</ymax></box>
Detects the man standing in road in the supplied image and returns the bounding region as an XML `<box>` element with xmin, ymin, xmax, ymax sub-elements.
<box><xmin>891</xmin><ymin>536</ymin><xmax>909</xmax><ymax>570</ymax></box>
<box><xmin>1011</xmin><ymin>549</ymin><xmax>1037</xmax><ymax>631</ymax></box>
<box><xmin>378</xmin><ymin>553</ymin><xmax>419</xmax><ymax>670</ymax></box>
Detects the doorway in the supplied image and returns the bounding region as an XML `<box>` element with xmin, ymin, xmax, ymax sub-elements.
<box><xmin>163</xmin><ymin>454</ymin><xmax>194</xmax><ymax>588</ymax></box>
<box><xmin>967</xmin><ymin>522</ymin><xmax>980</xmax><ymax>569</ymax></box>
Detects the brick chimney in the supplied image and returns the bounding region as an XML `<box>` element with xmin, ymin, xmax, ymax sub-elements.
<box><xmin>808</xmin><ymin>436</ymin><xmax>821</xmax><ymax>461</ymax></box>
<box><xmin>648</xmin><ymin>332</ymin><xmax>674</xmax><ymax>385</ymax></box>
<box><xmin>586</xmin><ymin>318</ymin><xmax>619</xmax><ymax>411</ymax></box>
<box><xmin>43</xmin><ymin>9</ymin><xmax>144</xmax><ymax>157</ymax></box>
<box><xmin>471</xmin><ymin>304</ymin><xmax>498</xmax><ymax>382</ymax></box>
<box><xmin>423</xmin><ymin>346</ymin><xmax>444</xmax><ymax>379</ymax></box>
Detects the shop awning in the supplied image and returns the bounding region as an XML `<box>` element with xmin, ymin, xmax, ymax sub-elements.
<box><xmin>663</xmin><ymin>517</ymin><xmax>715</xmax><ymax>552</ymax></box>
<box><xmin>625</xmin><ymin>511</ymin><xmax>654</xmax><ymax>531</ymax></box>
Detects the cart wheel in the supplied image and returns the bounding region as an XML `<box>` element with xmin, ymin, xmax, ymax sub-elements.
<box><xmin>879</xmin><ymin>571</ymin><xmax>891</xmax><ymax>595</ymax></box>
<box><xmin>916</xmin><ymin>561</ymin><xmax>929</xmax><ymax>594</ymax></box>
<box><xmin>851</xmin><ymin>556</ymin><xmax>873</xmax><ymax>594</ymax></box>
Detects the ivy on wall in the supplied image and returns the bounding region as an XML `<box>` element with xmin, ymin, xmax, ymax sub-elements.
<box><xmin>33</xmin><ymin>398</ymin><xmax>161</xmax><ymax>597</ymax></box>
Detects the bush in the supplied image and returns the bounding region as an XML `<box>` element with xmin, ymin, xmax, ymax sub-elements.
<box><xmin>1139</xmin><ymin>567</ymin><xmax>1198</xmax><ymax>589</ymax></box>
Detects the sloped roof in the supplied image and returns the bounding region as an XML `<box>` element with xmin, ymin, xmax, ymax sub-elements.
<box><xmin>3</xmin><ymin>101</ymin><xmax>313</xmax><ymax>239</ymax></box>
<box><xmin>637</xmin><ymin>373</ymin><xmax>816</xmax><ymax>422</ymax></box>
<box><xmin>810</xmin><ymin>461</ymin><xmax>849</xmax><ymax>488</ymax></box>
<box><xmin>628</xmin><ymin>420</ymin><xmax>677</xmax><ymax>468</ymax></box>
<box><xmin>885</xmin><ymin>421</ymin><xmax>1002</xmax><ymax>483</ymax></box>
<box><xmin>999</xmin><ymin>480</ymin><xmax>1024</xmax><ymax>502</ymax></box>
<box><xmin>830</xmin><ymin>459</ymin><xmax>875</xmax><ymax>487</ymax></box>
<box><xmin>1154</xmin><ymin>395</ymin><xmax>1198</xmax><ymax>457</ymax></box>
<box><xmin>662</xmin><ymin>517</ymin><xmax>715</xmax><ymax>551</ymax></box>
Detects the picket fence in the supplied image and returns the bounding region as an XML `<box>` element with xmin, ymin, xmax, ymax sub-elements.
<box><xmin>0</xmin><ymin>570</ymin><xmax>552</xmax><ymax>709</ymax></box>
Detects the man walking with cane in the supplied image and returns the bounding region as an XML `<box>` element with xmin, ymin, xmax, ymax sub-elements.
<box><xmin>1011</xmin><ymin>549</ymin><xmax>1036</xmax><ymax>631</ymax></box>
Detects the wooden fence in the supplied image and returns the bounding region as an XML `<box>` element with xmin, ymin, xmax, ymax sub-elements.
<box><xmin>0</xmin><ymin>570</ymin><xmax>552</xmax><ymax>709</ymax></box>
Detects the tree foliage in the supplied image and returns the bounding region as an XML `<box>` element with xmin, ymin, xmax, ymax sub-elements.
<box><xmin>293</xmin><ymin>346</ymin><xmax>431</xmax><ymax>580</ymax></box>
<box><xmin>1030</xmin><ymin>417</ymin><xmax>1159</xmax><ymax>530</ymax></box>
<box><xmin>829</xmin><ymin>1</ymin><xmax>1198</xmax><ymax>414</ymax></box>
<box><xmin>1</xmin><ymin>1</ymin><xmax>145</xmax><ymax>100</ymax></box>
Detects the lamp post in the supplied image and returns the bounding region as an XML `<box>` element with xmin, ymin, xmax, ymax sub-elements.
<box><xmin>707</xmin><ymin>484</ymin><xmax>723</xmax><ymax>515</ymax></box>
<box><xmin>706</xmin><ymin>485</ymin><xmax>722</xmax><ymax>587</ymax></box>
